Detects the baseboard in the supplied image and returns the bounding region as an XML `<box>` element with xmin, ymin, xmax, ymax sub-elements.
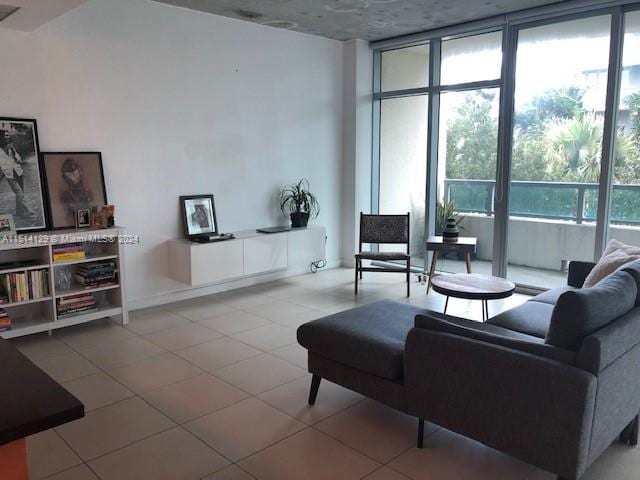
<box><xmin>128</xmin><ymin>259</ymin><xmax>342</xmax><ymax>311</ymax></box>
<box><xmin>341</xmin><ymin>257</ymin><xmax>356</xmax><ymax>268</ymax></box>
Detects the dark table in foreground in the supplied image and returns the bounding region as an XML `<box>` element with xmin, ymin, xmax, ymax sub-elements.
<box><xmin>0</xmin><ymin>339</ymin><xmax>84</xmax><ymax>479</ymax></box>
<box><xmin>431</xmin><ymin>273</ymin><xmax>516</xmax><ymax>322</ymax></box>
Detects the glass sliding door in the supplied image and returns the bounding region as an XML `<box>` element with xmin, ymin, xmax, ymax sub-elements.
<box><xmin>507</xmin><ymin>15</ymin><xmax>612</xmax><ymax>288</ymax></box>
<box><xmin>434</xmin><ymin>32</ymin><xmax>502</xmax><ymax>275</ymax></box>
<box><xmin>608</xmin><ymin>11</ymin><xmax>640</xmax><ymax>249</ymax></box>
<box><xmin>377</xmin><ymin>44</ymin><xmax>429</xmax><ymax>266</ymax></box>
<box><xmin>437</xmin><ymin>89</ymin><xmax>500</xmax><ymax>274</ymax></box>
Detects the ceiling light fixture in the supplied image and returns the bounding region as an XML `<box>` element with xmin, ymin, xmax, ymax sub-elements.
<box><xmin>324</xmin><ymin>0</ymin><xmax>370</xmax><ymax>14</ymax></box>
<box><xmin>261</xmin><ymin>20</ymin><xmax>298</xmax><ymax>30</ymax></box>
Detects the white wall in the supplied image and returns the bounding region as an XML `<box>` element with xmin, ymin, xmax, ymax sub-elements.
<box><xmin>0</xmin><ymin>0</ymin><xmax>344</xmax><ymax>306</ymax></box>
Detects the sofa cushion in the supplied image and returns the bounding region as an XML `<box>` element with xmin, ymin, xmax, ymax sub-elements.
<box><xmin>545</xmin><ymin>270</ymin><xmax>638</xmax><ymax>350</ymax></box>
<box><xmin>487</xmin><ymin>301</ymin><xmax>554</xmax><ymax>338</ymax></box>
<box><xmin>622</xmin><ymin>259</ymin><xmax>640</xmax><ymax>306</ymax></box>
<box><xmin>530</xmin><ymin>286</ymin><xmax>577</xmax><ymax>305</ymax></box>
<box><xmin>415</xmin><ymin>312</ymin><xmax>576</xmax><ymax>364</ymax></box>
<box><xmin>297</xmin><ymin>300</ymin><xmax>425</xmax><ymax>380</ymax></box>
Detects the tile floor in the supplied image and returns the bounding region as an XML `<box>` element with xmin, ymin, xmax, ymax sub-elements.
<box><xmin>10</xmin><ymin>267</ymin><xmax>639</xmax><ymax>479</ymax></box>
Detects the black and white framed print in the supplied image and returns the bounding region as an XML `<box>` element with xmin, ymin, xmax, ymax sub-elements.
<box><xmin>180</xmin><ymin>195</ymin><xmax>218</xmax><ymax>238</ymax></box>
<box><xmin>40</xmin><ymin>152</ymin><xmax>107</xmax><ymax>230</ymax></box>
<box><xmin>0</xmin><ymin>118</ymin><xmax>47</xmax><ymax>231</ymax></box>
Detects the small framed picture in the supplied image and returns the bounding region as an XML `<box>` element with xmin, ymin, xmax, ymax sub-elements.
<box><xmin>180</xmin><ymin>195</ymin><xmax>218</xmax><ymax>239</ymax></box>
<box><xmin>40</xmin><ymin>152</ymin><xmax>107</xmax><ymax>229</ymax></box>
<box><xmin>101</xmin><ymin>205</ymin><xmax>115</xmax><ymax>228</ymax></box>
<box><xmin>0</xmin><ymin>214</ymin><xmax>16</xmax><ymax>238</ymax></box>
<box><xmin>90</xmin><ymin>206</ymin><xmax>105</xmax><ymax>229</ymax></box>
<box><xmin>75</xmin><ymin>208</ymin><xmax>91</xmax><ymax>228</ymax></box>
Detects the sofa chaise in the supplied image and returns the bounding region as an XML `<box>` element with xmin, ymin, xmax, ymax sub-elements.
<box><xmin>297</xmin><ymin>260</ymin><xmax>640</xmax><ymax>480</ymax></box>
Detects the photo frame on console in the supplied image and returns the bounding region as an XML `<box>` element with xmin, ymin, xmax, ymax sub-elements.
<box><xmin>180</xmin><ymin>195</ymin><xmax>218</xmax><ymax>239</ymax></box>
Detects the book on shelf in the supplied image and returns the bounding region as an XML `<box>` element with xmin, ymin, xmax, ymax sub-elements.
<box><xmin>0</xmin><ymin>269</ymin><xmax>49</xmax><ymax>304</ymax></box>
<box><xmin>57</xmin><ymin>292</ymin><xmax>97</xmax><ymax>317</ymax></box>
<box><xmin>0</xmin><ymin>308</ymin><xmax>11</xmax><ymax>332</ymax></box>
<box><xmin>53</xmin><ymin>243</ymin><xmax>86</xmax><ymax>262</ymax></box>
<box><xmin>75</xmin><ymin>261</ymin><xmax>118</xmax><ymax>287</ymax></box>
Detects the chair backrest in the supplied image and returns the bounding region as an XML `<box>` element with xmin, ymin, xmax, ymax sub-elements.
<box><xmin>359</xmin><ymin>212</ymin><xmax>410</xmax><ymax>250</ymax></box>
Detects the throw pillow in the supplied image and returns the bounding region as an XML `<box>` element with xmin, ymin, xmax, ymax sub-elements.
<box><xmin>583</xmin><ymin>240</ymin><xmax>640</xmax><ymax>287</ymax></box>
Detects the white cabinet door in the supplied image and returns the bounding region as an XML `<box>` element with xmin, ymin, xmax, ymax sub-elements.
<box><xmin>243</xmin><ymin>234</ymin><xmax>288</xmax><ymax>275</ymax></box>
<box><xmin>191</xmin><ymin>240</ymin><xmax>244</xmax><ymax>286</ymax></box>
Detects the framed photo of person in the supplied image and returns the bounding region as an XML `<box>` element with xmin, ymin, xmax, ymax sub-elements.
<box><xmin>75</xmin><ymin>208</ymin><xmax>91</xmax><ymax>229</ymax></box>
<box><xmin>0</xmin><ymin>118</ymin><xmax>47</xmax><ymax>231</ymax></box>
<box><xmin>0</xmin><ymin>214</ymin><xmax>16</xmax><ymax>238</ymax></box>
<box><xmin>180</xmin><ymin>195</ymin><xmax>218</xmax><ymax>239</ymax></box>
<box><xmin>40</xmin><ymin>152</ymin><xmax>107</xmax><ymax>229</ymax></box>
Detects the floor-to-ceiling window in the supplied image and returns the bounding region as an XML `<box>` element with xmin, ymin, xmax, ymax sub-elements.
<box><xmin>609</xmin><ymin>10</ymin><xmax>640</xmax><ymax>246</ymax></box>
<box><xmin>507</xmin><ymin>15</ymin><xmax>612</xmax><ymax>288</ymax></box>
<box><xmin>373</xmin><ymin>3</ymin><xmax>640</xmax><ymax>291</ymax></box>
<box><xmin>377</xmin><ymin>45</ymin><xmax>429</xmax><ymax>265</ymax></box>
<box><xmin>436</xmin><ymin>32</ymin><xmax>502</xmax><ymax>274</ymax></box>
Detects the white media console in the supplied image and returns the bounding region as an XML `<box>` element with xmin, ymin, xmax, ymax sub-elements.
<box><xmin>168</xmin><ymin>226</ymin><xmax>326</xmax><ymax>287</ymax></box>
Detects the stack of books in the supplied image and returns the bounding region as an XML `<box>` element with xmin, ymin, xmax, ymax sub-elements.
<box><xmin>57</xmin><ymin>293</ymin><xmax>96</xmax><ymax>317</ymax></box>
<box><xmin>53</xmin><ymin>244</ymin><xmax>86</xmax><ymax>263</ymax></box>
<box><xmin>0</xmin><ymin>309</ymin><xmax>11</xmax><ymax>332</ymax></box>
<box><xmin>75</xmin><ymin>261</ymin><xmax>118</xmax><ymax>288</ymax></box>
<box><xmin>0</xmin><ymin>269</ymin><xmax>50</xmax><ymax>304</ymax></box>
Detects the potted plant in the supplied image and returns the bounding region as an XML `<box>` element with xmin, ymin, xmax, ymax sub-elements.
<box><xmin>279</xmin><ymin>178</ymin><xmax>319</xmax><ymax>228</ymax></box>
<box><xmin>436</xmin><ymin>199</ymin><xmax>465</xmax><ymax>240</ymax></box>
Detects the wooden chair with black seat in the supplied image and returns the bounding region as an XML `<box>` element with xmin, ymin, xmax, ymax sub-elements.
<box><xmin>355</xmin><ymin>212</ymin><xmax>411</xmax><ymax>297</ymax></box>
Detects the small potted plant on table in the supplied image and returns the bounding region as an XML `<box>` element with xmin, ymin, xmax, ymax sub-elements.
<box><xmin>280</xmin><ymin>178</ymin><xmax>319</xmax><ymax>228</ymax></box>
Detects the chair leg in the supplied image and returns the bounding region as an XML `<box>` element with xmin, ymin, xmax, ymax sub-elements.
<box><xmin>308</xmin><ymin>375</ymin><xmax>321</xmax><ymax>405</ymax></box>
<box><xmin>359</xmin><ymin>260</ymin><xmax>363</xmax><ymax>280</ymax></box>
<box><xmin>417</xmin><ymin>418</ymin><xmax>424</xmax><ymax>448</ymax></box>
<box><xmin>406</xmin><ymin>262</ymin><xmax>410</xmax><ymax>297</ymax></box>
<box><xmin>354</xmin><ymin>261</ymin><xmax>359</xmax><ymax>295</ymax></box>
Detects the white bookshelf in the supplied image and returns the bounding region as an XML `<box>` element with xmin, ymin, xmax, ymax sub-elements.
<box><xmin>0</xmin><ymin>227</ymin><xmax>129</xmax><ymax>339</ymax></box>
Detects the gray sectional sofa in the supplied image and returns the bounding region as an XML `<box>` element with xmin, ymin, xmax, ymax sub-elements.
<box><xmin>297</xmin><ymin>260</ymin><xmax>640</xmax><ymax>480</ymax></box>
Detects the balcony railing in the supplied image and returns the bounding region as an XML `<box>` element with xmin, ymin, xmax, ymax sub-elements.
<box><xmin>444</xmin><ymin>179</ymin><xmax>640</xmax><ymax>226</ymax></box>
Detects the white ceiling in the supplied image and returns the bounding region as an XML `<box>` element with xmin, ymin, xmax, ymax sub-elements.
<box><xmin>0</xmin><ymin>0</ymin><xmax>86</xmax><ymax>31</ymax></box>
<box><xmin>152</xmin><ymin>0</ymin><xmax>568</xmax><ymax>41</ymax></box>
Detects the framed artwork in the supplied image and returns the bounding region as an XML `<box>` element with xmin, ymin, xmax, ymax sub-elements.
<box><xmin>40</xmin><ymin>152</ymin><xmax>107</xmax><ymax>229</ymax></box>
<box><xmin>0</xmin><ymin>214</ymin><xmax>16</xmax><ymax>238</ymax></box>
<box><xmin>180</xmin><ymin>195</ymin><xmax>218</xmax><ymax>239</ymax></box>
<box><xmin>75</xmin><ymin>209</ymin><xmax>91</xmax><ymax>228</ymax></box>
<box><xmin>0</xmin><ymin>118</ymin><xmax>47</xmax><ymax>231</ymax></box>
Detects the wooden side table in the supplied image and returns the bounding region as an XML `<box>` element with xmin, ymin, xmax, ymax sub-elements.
<box><xmin>426</xmin><ymin>236</ymin><xmax>477</xmax><ymax>294</ymax></box>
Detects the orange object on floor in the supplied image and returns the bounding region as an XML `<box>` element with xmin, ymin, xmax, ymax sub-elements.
<box><xmin>0</xmin><ymin>438</ymin><xmax>29</xmax><ymax>480</ymax></box>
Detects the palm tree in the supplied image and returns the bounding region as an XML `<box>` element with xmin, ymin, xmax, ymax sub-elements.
<box><xmin>545</xmin><ymin>115</ymin><xmax>603</xmax><ymax>182</ymax></box>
